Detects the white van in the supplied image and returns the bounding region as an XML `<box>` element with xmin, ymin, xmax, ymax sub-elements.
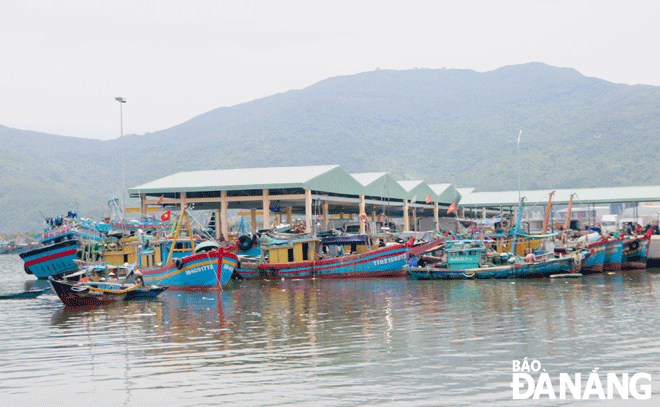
<box><xmin>601</xmin><ymin>214</ymin><xmax>619</xmax><ymax>234</ymax></box>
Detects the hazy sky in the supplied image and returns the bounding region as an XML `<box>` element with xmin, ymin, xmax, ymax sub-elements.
<box><xmin>2</xmin><ymin>0</ymin><xmax>658</xmax><ymax>140</ymax></box>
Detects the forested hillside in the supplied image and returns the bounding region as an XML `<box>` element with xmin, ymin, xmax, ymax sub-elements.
<box><xmin>2</xmin><ymin>62</ymin><xmax>660</xmax><ymax>232</ymax></box>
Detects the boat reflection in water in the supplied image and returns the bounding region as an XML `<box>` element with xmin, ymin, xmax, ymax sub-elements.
<box><xmin>2</xmin><ymin>245</ymin><xmax>659</xmax><ymax>406</ymax></box>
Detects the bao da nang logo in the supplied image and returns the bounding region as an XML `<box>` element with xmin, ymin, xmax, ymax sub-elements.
<box><xmin>511</xmin><ymin>358</ymin><xmax>651</xmax><ymax>400</ymax></box>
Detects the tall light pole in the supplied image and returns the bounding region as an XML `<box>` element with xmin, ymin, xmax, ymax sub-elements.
<box><xmin>115</xmin><ymin>97</ymin><xmax>126</xmax><ymax>219</ymax></box>
<box><xmin>517</xmin><ymin>130</ymin><xmax>522</xmax><ymax>201</ymax></box>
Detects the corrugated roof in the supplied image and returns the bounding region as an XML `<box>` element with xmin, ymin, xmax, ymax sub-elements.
<box><xmin>397</xmin><ymin>180</ymin><xmax>438</xmax><ymax>203</ymax></box>
<box><xmin>456</xmin><ymin>187</ymin><xmax>475</xmax><ymax>196</ymax></box>
<box><xmin>351</xmin><ymin>172</ymin><xmax>409</xmax><ymax>200</ymax></box>
<box><xmin>428</xmin><ymin>183</ymin><xmax>462</xmax><ymax>204</ymax></box>
<box><xmin>459</xmin><ymin>186</ymin><xmax>660</xmax><ymax>207</ymax></box>
<box><xmin>351</xmin><ymin>172</ymin><xmax>385</xmax><ymax>186</ymax></box>
<box><xmin>128</xmin><ymin>165</ymin><xmax>366</xmax><ymax>196</ymax></box>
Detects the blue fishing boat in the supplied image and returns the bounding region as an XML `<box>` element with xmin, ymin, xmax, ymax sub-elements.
<box><xmin>237</xmin><ymin>235</ymin><xmax>411</xmax><ymax>279</ymax></box>
<box><xmin>580</xmin><ymin>239</ymin><xmax>607</xmax><ymax>275</ymax></box>
<box><xmin>603</xmin><ymin>236</ymin><xmax>624</xmax><ymax>271</ymax></box>
<box><xmin>405</xmin><ymin>240</ymin><xmax>579</xmax><ymax>280</ymax></box>
<box><xmin>136</xmin><ymin>207</ymin><xmax>238</xmax><ymax>289</ymax></box>
<box><xmin>622</xmin><ymin>232</ymin><xmax>651</xmax><ymax>269</ymax></box>
<box><xmin>19</xmin><ymin>213</ymin><xmax>105</xmax><ymax>279</ymax></box>
<box><xmin>476</xmin><ymin>255</ymin><xmax>577</xmax><ymax>279</ymax></box>
<box><xmin>139</xmin><ymin>248</ymin><xmax>238</xmax><ymax>289</ymax></box>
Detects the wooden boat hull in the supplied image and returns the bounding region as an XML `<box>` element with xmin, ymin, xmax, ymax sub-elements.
<box><xmin>49</xmin><ymin>278</ymin><xmax>138</xmax><ymax>307</ymax></box>
<box><xmin>19</xmin><ymin>239</ymin><xmax>81</xmax><ymax>279</ymax></box>
<box><xmin>140</xmin><ymin>249</ymin><xmax>238</xmax><ymax>290</ymax></box>
<box><xmin>237</xmin><ymin>243</ymin><xmax>410</xmax><ymax>280</ymax></box>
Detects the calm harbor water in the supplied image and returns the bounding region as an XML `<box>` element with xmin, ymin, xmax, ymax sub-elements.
<box><xmin>2</xmin><ymin>254</ymin><xmax>660</xmax><ymax>406</ymax></box>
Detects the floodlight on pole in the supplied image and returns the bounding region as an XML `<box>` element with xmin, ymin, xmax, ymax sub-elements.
<box><xmin>115</xmin><ymin>97</ymin><xmax>127</xmax><ymax>219</ymax></box>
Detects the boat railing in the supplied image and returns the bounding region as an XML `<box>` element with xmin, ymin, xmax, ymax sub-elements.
<box><xmin>41</xmin><ymin>225</ymin><xmax>72</xmax><ymax>240</ymax></box>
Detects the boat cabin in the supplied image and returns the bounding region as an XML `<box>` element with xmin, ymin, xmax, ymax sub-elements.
<box><xmin>319</xmin><ymin>235</ymin><xmax>373</xmax><ymax>257</ymax></box>
<box><xmin>262</xmin><ymin>238</ymin><xmax>318</xmax><ymax>264</ymax></box>
<box><xmin>89</xmin><ymin>236</ymin><xmax>138</xmax><ymax>265</ymax></box>
<box><xmin>445</xmin><ymin>242</ymin><xmax>488</xmax><ymax>269</ymax></box>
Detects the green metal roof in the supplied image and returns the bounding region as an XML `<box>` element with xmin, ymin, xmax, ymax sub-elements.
<box><xmin>351</xmin><ymin>172</ymin><xmax>409</xmax><ymax>200</ymax></box>
<box><xmin>456</xmin><ymin>187</ymin><xmax>475</xmax><ymax>197</ymax></box>
<box><xmin>459</xmin><ymin>186</ymin><xmax>660</xmax><ymax>208</ymax></box>
<box><xmin>397</xmin><ymin>180</ymin><xmax>438</xmax><ymax>203</ymax></box>
<box><xmin>428</xmin><ymin>183</ymin><xmax>462</xmax><ymax>204</ymax></box>
<box><xmin>128</xmin><ymin>165</ymin><xmax>366</xmax><ymax>196</ymax></box>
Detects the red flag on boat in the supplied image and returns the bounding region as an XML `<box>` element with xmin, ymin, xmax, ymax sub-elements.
<box><xmin>447</xmin><ymin>203</ymin><xmax>457</xmax><ymax>214</ymax></box>
<box><xmin>161</xmin><ymin>210</ymin><xmax>171</xmax><ymax>222</ymax></box>
<box><xmin>425</xmin><ymin>193</ymin><xmax>432</xmax><ymax>204</ymax></box>
<box><xmin>156</xmin><ymin>194</ymin><xmax>164</xmax><ymax>205</ymax></box>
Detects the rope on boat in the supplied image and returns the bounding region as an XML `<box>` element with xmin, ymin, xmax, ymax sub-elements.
<box><xmin>570</xmin><ymin>251</ymin><xmax>583</xmax><ymax>273</ymax></box>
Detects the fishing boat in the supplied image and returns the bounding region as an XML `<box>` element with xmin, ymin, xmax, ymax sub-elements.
<box><xmin>19</xmin><ymin>213</ymin><xmax>105</xmax><ymax>279</ymax></box>
<box><xmin>0</xmin><ymin>287</ymin><xmax>50</xmax><ymax>300</ymax></box>
<box><xmin>405</xmin><ymin>240</ymin><xmax>579</xmax><ymax>280</ymax></box>
<box><xmin>622</xmin><ymin>231</ymin><xmax>652</xmax><ymax>269</ymax></box>
<box><xmin>48</xmin><ymin>274</ymin><xmax>141</xmax><ymax>307</ymax></box>
<box><xmin>236</xmin><ymin>234</ymin><xmax>411</xmax><ymax>279</ymax></box>
<box><xmin>603</xmin><ymin>235</ymin><xmax>624</xmax><ymax>271</ymax></box>
<box><xmin>0</xmin><ymin>240</ymin><xmax>40</xmax><ymax>255</ymax></box>
<box><xmin>135</xmin><ymin>206</ymin><xmax>238</xmax><ymax>289</ymax></box>
<box><xmin>138</xmin><ymin>247</ymin><xmax>237</xmax><ymax>289</ymax></box>
<box><xmin>576</xmin><ymin>233</ymin><xmax>607</xmax><ymax>274</ymax></box>
<box><xmin>63</xmin><ymin>263</ymin><xmax>167</xmax><ymax>301</ymax></box>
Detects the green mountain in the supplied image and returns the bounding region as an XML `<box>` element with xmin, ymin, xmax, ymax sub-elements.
<box><xmin>2</xmin><ymin>62</ymin><xmax>660</xmax><ymax>233</ymax></box>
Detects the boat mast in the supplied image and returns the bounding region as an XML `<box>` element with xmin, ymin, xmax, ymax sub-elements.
<box><xmin>541</xmin><ymin>191</ymin><xmax>555</xmax><ymax>234</ymax></box>
<box><xmin>165</xmin><ymin>205</ymin><xmax>196</xmax><ymax>265</ymax></box>
<box><xmin>562</xmin><ymin>193</ymin><xmax>575</xmax><ymax>244</ymax></box>
<box><xmin>511</xmin><ymin>130</ymin><xmax>523</xmax><ymax>254</ymax></box>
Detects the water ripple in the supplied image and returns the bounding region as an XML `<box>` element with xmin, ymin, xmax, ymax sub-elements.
<box><xmin>2</xmin><ymin>256</ymin><xmax>660</xmax><ymax>405</ymax></box>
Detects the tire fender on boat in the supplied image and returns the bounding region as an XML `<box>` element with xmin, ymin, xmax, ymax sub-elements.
<box><xmin>175</xmin><ymin>258</ymin><xmax>183</xmax><ymax>270</ymax></box>
<box><xmin>629</xmin><ymin>240</ymin><xmax>639</xmax><ymax>251</ymax></box>
<box><xmin>237</xmin><ymin>235</ymin><xmax>253</xmax><ymax>251</ymax></box>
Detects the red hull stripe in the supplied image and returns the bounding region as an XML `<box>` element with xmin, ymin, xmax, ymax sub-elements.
<box><xmin>25</xmin><ymin>248</ymin><xmax>77</xmax><ymax>267</ymax></box>
<box><xmin>239</xmin><ymin>246</ymin><xmax>409</xmax><ymax>278</ymax></box>
<box><xmin>260</xmin><ymin>248</ymin><xmax>406</xmax><ymax>273</ymax></box>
